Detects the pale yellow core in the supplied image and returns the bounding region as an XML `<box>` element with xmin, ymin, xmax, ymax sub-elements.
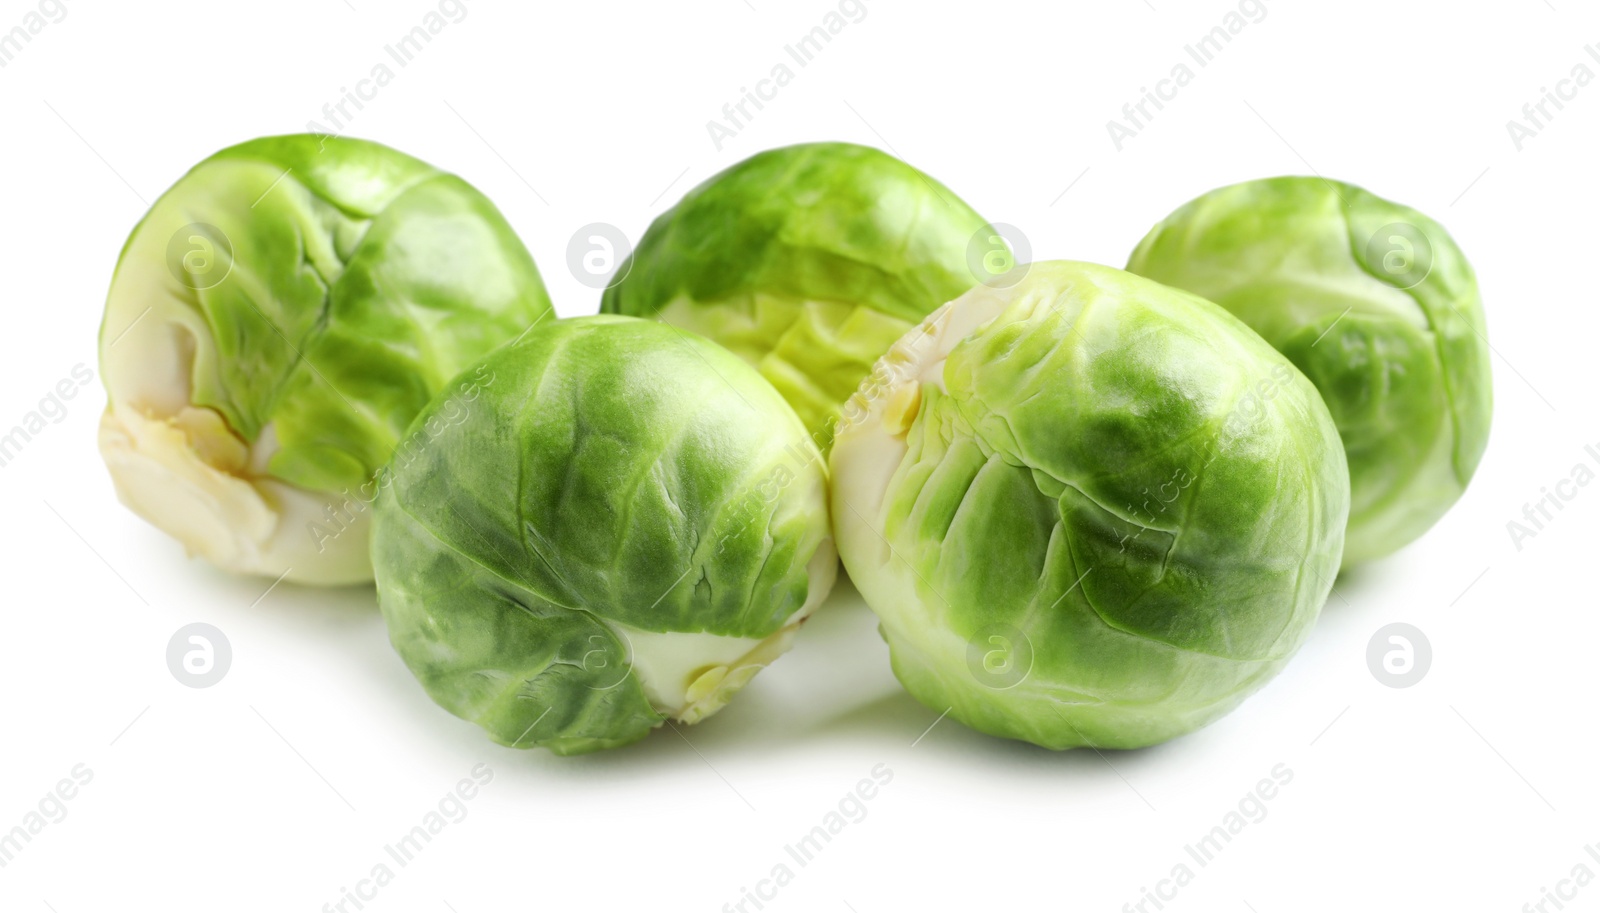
<box><xmin>613</xmin><ymin>533</ymin><xmax>838</xmax><ymax>725</ymax></box>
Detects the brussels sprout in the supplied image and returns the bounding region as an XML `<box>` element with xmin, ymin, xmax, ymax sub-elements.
<box><xmin>1126</xmin><ymin>177</ymin><xmax>1492</xmax><ymax>566</ymax></box>
<box><xmin>371</xmin><ymin>315</ymin><xmax>836</xmax><ymax>755</ymax></box>
<box><xmin>98</xmin><ymin>135</ymin><xmax>552</xmax><ymax>585</ymax></box>
<box><xmin>601</xmin><ymin>142</ymin><xmax>992</xmax><ymax>450</ymax></box>
<box><xmin>829</xmin><ymin>262</ymin><xmax>1348</xmax><ymax>750</ymax></box>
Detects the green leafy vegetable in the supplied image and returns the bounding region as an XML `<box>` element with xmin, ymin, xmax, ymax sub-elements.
<box><xmin>830</xmin><ymin>261</ymin><xmax>1348</xmax><ymax>749</ymax></box>
<box><xmin>97</xmin><ymin>134</ymin><xmax>552</xmax><ymax>584</ymax></box>
<box><xmin>602</xmin><ymin>142</ymin><xmax>993</xmax><ymax>451</ymax></box>
<box><xmin>372</xmin><ymin>315</ymin><xmax>835</xmax><ymax>755</ymax></box>
<box><xmin>1127</xmin><ymin>177</ymin><xmax>1492</xmax><ymax>565</ymax></box>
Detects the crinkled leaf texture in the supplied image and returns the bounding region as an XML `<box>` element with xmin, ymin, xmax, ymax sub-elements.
<box><xmin>372</xmin><ymin>316</ymin><xmax>836</xmax><ymax>755</ymax></box>
<box><xmin>1127</xmin><ymin>177</ymin><xmax>1491</xmax><ymax>566</ymax></box>
<box><xmin>602</xmin><ymin>142</ymin><xmax>992</xmax><ymax>449</ymax></box>
<box><xmin>98</xmin><ymin>134</ymin><xmax>552</xmax><ymax>584</ymax></box>
<box><xmin>830</xmin><ymin>262</ymin><xmax>1349</xmax><ymax>750</ymax></box>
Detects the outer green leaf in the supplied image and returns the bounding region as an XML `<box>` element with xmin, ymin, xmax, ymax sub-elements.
<box><xmin>97</xmin><ymin>134</ymin><xmax>552</xmax><ymax>584</ymax></box>
<box><xmin>372</xmin><ymin>316</ymin><xmax>835</xmax><ymax>754</ymax></box>
<box><xmin>601</xmin><ymin>142</ymin><xmax>992</xmax><ymax>449</ymax></box>
<box><xmin>1127</xmin><ymin>177</ymin><xmax>1492</xmax><ymax>565</ymax></box>
<box><xmin>830</xmin><ymin>262</ymin><xmax>1348</xmax><ymax>750</ymax></box>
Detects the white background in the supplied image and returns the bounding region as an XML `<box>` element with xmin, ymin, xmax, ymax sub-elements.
<box><xmin>1</xmin><ymin>1</ymin><xmax>1595</xmax><ymax>911</ymax></box>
